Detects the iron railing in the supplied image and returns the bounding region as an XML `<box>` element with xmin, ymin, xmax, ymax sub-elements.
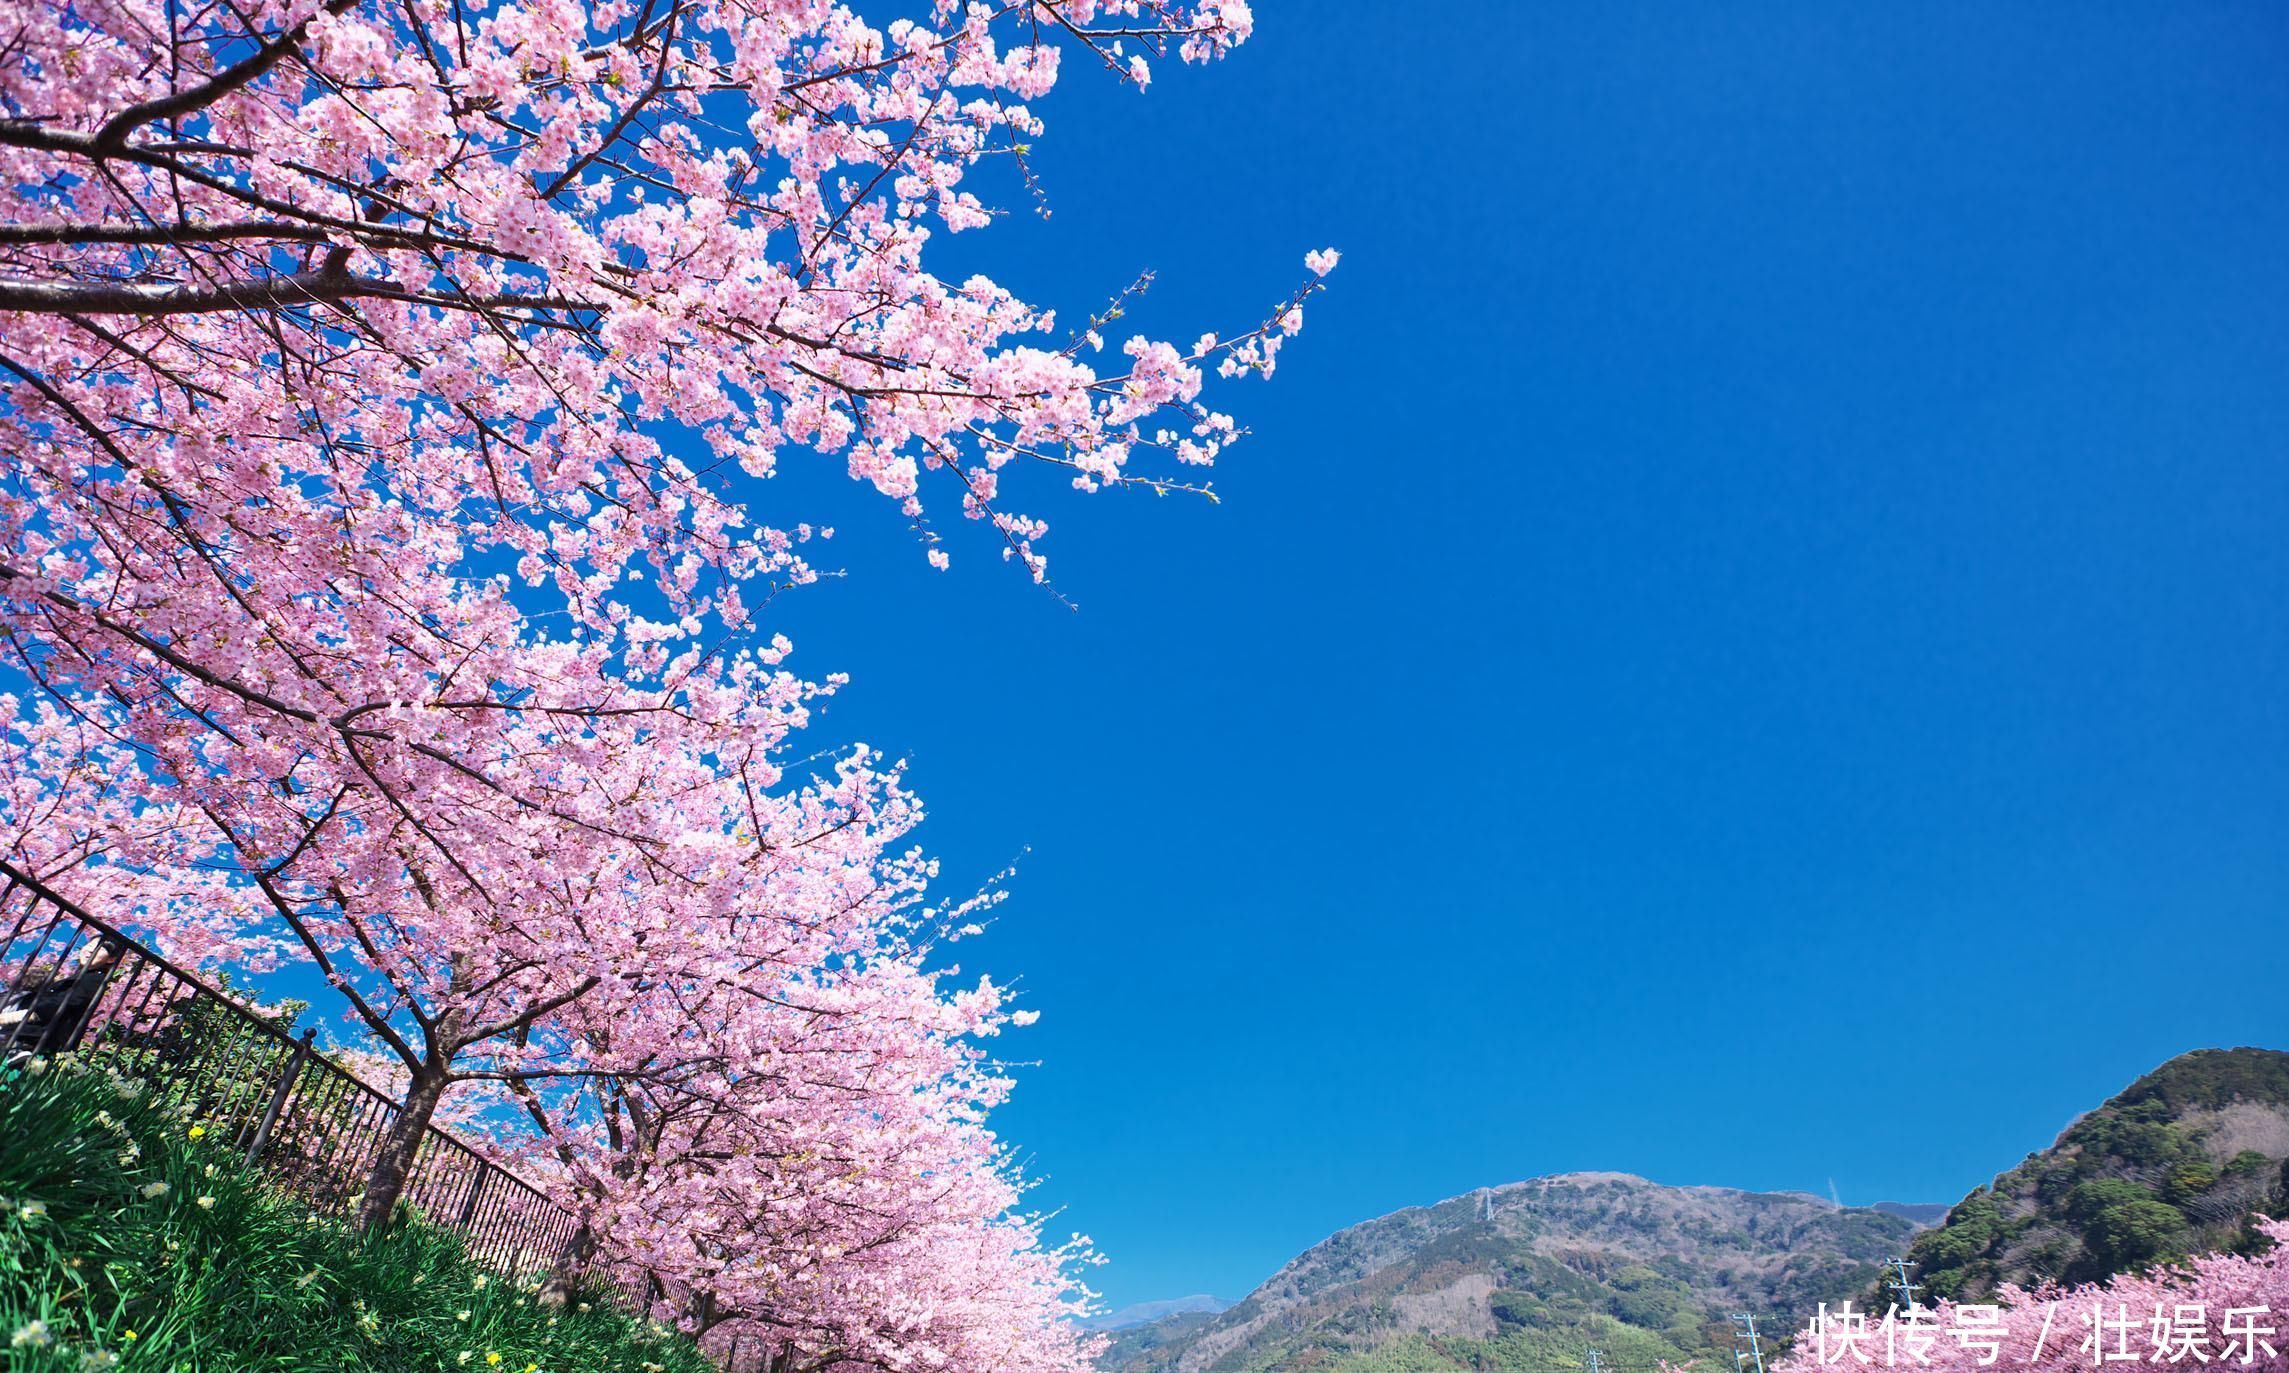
<box><xmin>0</xmin><ymin>860</ymin><xmax>583</xmax><ymax>1275</ymax></box>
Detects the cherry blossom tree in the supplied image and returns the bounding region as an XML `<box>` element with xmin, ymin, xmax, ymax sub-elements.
<box><xmin>0</xmin><ymin>0</ymin><xmax>1331</xmax><ymax>1362</ymax></box>
<box><xmin>1776</xmin><ymin>1223</ymin><xmax>2289</xmax><ymax>1373</ymax></box>
<box><xmin>517</xmin><ymin>925</ymin><xmax>1101</xmax><ymax>1373</ymax></box>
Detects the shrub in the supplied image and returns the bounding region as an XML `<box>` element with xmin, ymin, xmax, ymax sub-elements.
<box><xmin>2067</xmin><ymin>1179</ymin><xmax>2153</xmax><ymax>1222</ymax></box>
<box><xmin>2081</xmin><ymin>1200</ymin><xmax>2186</xmax><ymax>1271</ymax></box>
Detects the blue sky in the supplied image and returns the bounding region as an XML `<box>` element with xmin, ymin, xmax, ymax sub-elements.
<box><xmin>753</xmin><ymin>3</ymin><xmax>2289</xmax><ymax>1309</ymax></box>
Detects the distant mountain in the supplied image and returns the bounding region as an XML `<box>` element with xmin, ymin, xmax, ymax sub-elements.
<box><xmin>1871</xmin><ymin>1202</ymin><xmax>1950</xmax><ymax>1227</ymax></box>
<box><xmin>1084</xmin><ymin>1297</ymin><xmax>1235</xmax><ymax>1333</ymax></box>
<box><xmin>1894</xmin><ymin>1047</ymin><xmax>2289</xmax><ymax>1300</ymax></box>
<box><xmin>1096</xmin><ymin>1173</ymin><xmax>1914</xmax><ymax>1373</ymax></box>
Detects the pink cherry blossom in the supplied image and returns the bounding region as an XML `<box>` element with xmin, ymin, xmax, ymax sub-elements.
<box><xmin>1776</xmin><ymin>1225</ymin><xmax>2289</xmax><ymax>1373</ymax></box>
<box><xmin>0</xmin><ymin>0</ymin><xmax>1328</xmax><ymax>1366</ymax></box>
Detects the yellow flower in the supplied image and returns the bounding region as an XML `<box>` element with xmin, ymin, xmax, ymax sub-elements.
<box><xmin>187</xmin><ymin>1124</ymin><xmax>206</xmax><ymax>1140</ymax></box>
<box><xmin>196</xmin><ymin>1195</ymin><xmax>216</xmax><ymax>1210</ymax></box>
<box><xmin>486</xmin><ymin>1353</ymin><xmax>503</xmax><ymax>1366</ymax></box>
<box><xmin>120</xmin><ymin>1332</ymin><xmax>137</xmax><ymax>1343</ymax></box>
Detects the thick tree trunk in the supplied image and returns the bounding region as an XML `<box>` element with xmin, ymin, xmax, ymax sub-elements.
<box><xmin>358</xmin><ymin>1069</ymin><xmax>448</xmax><ymax>1232</ymax></box>
<box><xmin>535</xmin><ymin>1222</ymin><xmax>596</xmax><ymax>1308</ymax></box>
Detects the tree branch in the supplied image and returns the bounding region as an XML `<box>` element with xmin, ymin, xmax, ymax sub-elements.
<box><xmin>0</xmin><ymin>266</ymin><xmax>599</xmax><ymax>317</ymax></box>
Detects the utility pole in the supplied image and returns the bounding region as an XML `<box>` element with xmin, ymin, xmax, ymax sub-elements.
<box><xmin>1585</xmin><ymin>1347</ymin><xmax>1607</xmax><ymax>1373</ymax></box>
<box><xmin>1884</xmin><ymin>1258</ymin><xmax>1922</xmax><ymax>1314</ymax></box>
<box><xmin>1732</xmin><ymin>1313</ymin><xmax>1766</xmax><ymax>1373</ymax></box>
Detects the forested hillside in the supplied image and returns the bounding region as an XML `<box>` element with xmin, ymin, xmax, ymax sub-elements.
<box><xmin>1100</xmin><ymin>1174</ymin><xmax>1916</xmax><ymax>1373</ymax></box>
<box><xmin>1897</xmin><ymin>1048</ymin><xmax>2289</xmax><ymax>1300</ymax></box>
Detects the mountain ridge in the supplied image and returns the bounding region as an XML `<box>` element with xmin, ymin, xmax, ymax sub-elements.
<box><xmin>1098</xmin><ymin>1170</ymin><xmax>1915</xmax><ymax>1373</ymax></box>
<box><xmin>1095</xmin><ymin>1048</ymin><xmax>2289</xmax><ymax>1373</ymax></box>
<box><xmin>1085</xmin><ymin>1297</ymin><xmax>1236</xmax><ymax>1333</ymax></box>
<box><xmin>1893</xmin><ymin>1047</ymin><xmax>2289</xmax><ymax>1300</ymax></box>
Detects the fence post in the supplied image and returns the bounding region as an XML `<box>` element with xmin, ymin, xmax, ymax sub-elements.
<box><xmin>457</xmin><ymin>1164</ymin><xmax>491</xmax><ymax>1229</ymax></box>
<box><xmin>244</xmin><ymin>1028</ymin><xmax>316</xmax><ymax>1166</ymax></box>
<box><xmin>1</xmin><ymin>863</ymin><xmax>585</xmax><ymax>1285</ymax></box>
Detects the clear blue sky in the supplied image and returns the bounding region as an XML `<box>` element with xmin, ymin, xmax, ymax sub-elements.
<box><xmin>754</xmin><ymin>3</ymin><xmax>2289</xmax><ymax>1309</ymax></box>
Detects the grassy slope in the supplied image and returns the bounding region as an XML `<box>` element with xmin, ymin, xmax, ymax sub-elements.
<box><xmin>0</xmin><ymin>1061</ymin><xmax>709</xmax><ymax>1373</ymax></box>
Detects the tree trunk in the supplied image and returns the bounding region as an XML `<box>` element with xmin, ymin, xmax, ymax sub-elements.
<box><xmin>358</xmin><ymin>1068</ymin><xmax>448</xmax><ymax>1232</ymax></box>
<box><xmin>535</xmin><ymin>1221</ymin><xmax>596</xmax><ymax>1308</ymax></box>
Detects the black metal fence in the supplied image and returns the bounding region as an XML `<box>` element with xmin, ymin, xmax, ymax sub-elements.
<box><xmin>0</xmin><ymin>860</ymin><xmax>583</xmax><ymax>1276</ymax></box>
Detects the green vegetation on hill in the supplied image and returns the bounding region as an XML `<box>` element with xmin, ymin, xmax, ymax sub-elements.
<box><xmin>0</xmin><ymin>1062</ymin><xmax>708</xmax><ymax>1373</ymax></box>
<box><xmin>1101</xmin><ymin>1048</ymin><xmax>2289</xmax><ymax>1373</ymax></box>
<box><xmin>1899</xmin><ymin>1048</ymin><xmax>2289</xmax><ymax>1301</ymax></box>
<box><xmin>1099</xmin><ymin>1175</ymin><xmax>1915</xmax><ymax>1373</ymax></box>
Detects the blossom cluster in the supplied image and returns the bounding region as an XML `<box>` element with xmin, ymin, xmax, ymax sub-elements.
<box><xmin>1780</xmin><ymin>1224</ymin><xmax>2289</xmax><ymax>1373</ymax></box>
<box><xmin>0</xmin><ymin>0</ymin><xmax>1329</xmax><ymax>1369</ymax></box>
<box><xmin>1803</xmin><ymin>1301</ymin><xmax>2281</xmax><ymax>1367</ymax></box>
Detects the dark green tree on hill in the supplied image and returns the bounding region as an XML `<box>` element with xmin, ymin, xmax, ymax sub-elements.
<box><xmin>1889</xmin><ymin>1048</ymin><xmax>2289</xmax><ymax>1302</ymax></box>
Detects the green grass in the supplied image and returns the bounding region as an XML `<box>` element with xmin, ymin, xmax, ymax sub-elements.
<box><xmin>0</xmin><ymin>1057</ymin><xmax>711</xmax><ymax>1372</ymax></box>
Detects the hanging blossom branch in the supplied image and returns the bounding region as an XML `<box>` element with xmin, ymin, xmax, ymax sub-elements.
<box><xmin>0</xmin><ymin>0</ymin><xmax>1329</xmax><ymax>1366</ymax></box>
<box><xmin>0</xmin><ymin>0</ymin><xmax>1328</xmax><ymax>581</ymax></box>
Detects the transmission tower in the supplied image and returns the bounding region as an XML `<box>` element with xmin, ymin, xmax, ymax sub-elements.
<box><xmin>1884</xmin><ymin>1258</ymin><xmax>1922</xmax><ymax>1314</ymax></box>
<box><xmin>1731</xmin><ymin>1313</ymin><xmax>1766</xmax><ymax>1373</ymax></box>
